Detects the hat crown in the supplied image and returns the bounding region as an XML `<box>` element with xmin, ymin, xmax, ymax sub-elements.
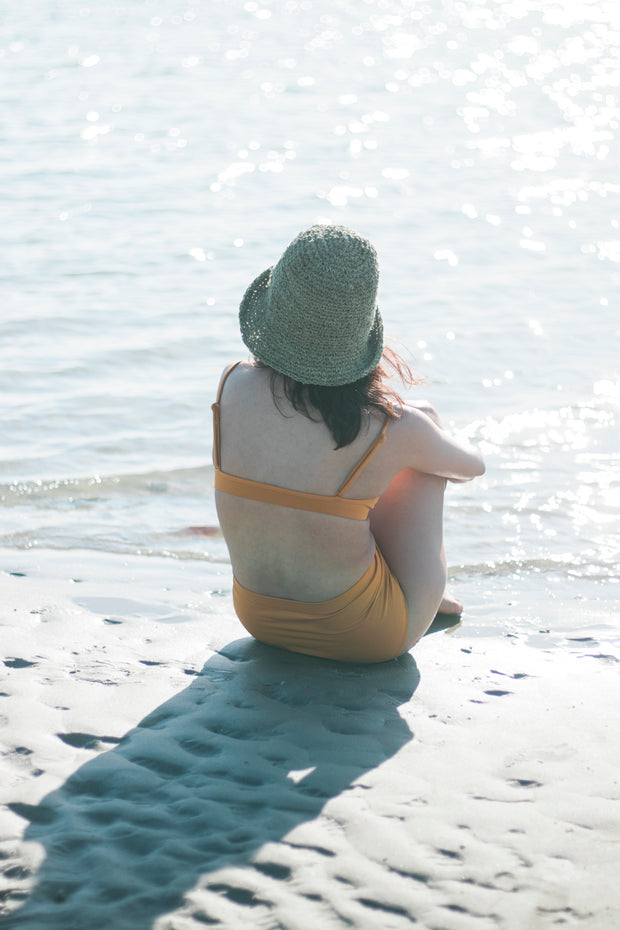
<box><xmin>239</xmin><ymin>225</ymin><xmax>383</xmax><ymax>386</ymax></box>
<box><xmin>276</xmin><ymin>224</ymin><xmax>378</xmax><ymax>294</ymax></box>
<box><xmin>270</xmin><ymin>225</ymin><xmax>378</xmax><ymax>342</ymax></box>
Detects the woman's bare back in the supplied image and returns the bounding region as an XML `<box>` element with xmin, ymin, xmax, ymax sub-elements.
<box><xmin>214</xmin><ymin>362</ymin><xmax>390</xmax><ymax>601</ymax></box>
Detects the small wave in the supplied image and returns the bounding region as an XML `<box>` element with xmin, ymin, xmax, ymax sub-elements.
<box><xmin>0</xmin><ymin>465</ymin><xmax>214</xmax><ymax>506</ymax></box>
<box><xmin>0</xmin><ymin>530</ymin><xmax>228</xmax><ymax>563</ymax></box>
<box><xmin>453</xmin><ymin>555</ymin><xmax>618</xmax><ymax>581</ymax></box>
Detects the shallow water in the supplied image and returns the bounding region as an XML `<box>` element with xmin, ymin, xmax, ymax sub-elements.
<box><xmin>2</xmin><ymin>0</ymin><xmax>619</xmax><ymax>640</ymax></box>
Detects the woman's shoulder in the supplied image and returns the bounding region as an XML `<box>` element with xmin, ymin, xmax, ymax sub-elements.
<box><xmin>218</xmin><ymin>359</ymin><xmax>254</xmax><ymax>379</ymax></box>
<box><xmin>217</xmin><ymin>359</ymin><xmax>265</xmax><ymax>395</ymax></box>
<box><xmin>387</xmin><ymin>401</ymin><xmax>441</xmax><ymax>436</ymax></box>
<box><xmin>380</xmin><ymin>401</ymin><xmax>444</xmax><ymax>462</ymax></box>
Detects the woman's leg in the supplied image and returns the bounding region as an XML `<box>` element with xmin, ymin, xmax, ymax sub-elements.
<box><xmin>369</xmin><ymin>468</ymin><xmax>452</xmax><ymax>651</ymax></box>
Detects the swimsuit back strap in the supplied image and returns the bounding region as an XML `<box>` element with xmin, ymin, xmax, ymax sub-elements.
<box><xmin>212</xmin><ymin>361</ymin><xmax>243</xmax><ymax>469</ymax></box>
<box><xmin>336</xmin><ymin>417</ymin><xmax>390</xmax><ymax>496</ymax></box>
<box><xmin>215</xmin><ymin>469</ymin><xmax>377</xmax><ymax>520</ymax></box>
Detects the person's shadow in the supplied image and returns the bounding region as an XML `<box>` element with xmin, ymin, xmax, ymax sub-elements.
<box><xmin>2</xmin><ymin>638</ymin><xmax>419</xmax><ymax>930</ymax></box>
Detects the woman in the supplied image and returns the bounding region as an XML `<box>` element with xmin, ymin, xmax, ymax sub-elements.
<box><xmin>212</xmin><ymin>225</ymin><xmax>485</xmax><ymax>663</ymax></box>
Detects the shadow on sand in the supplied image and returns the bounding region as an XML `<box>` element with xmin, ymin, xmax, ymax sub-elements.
<box><xmin>3</xmin><ymin>638</ymin><xmax>419</xmax><ymax>929</ymax></box>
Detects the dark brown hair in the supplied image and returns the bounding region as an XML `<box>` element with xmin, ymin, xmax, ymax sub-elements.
<box><xmin>262</xmin><ymin>346</ymin><xmax>422</xmax><ymax>449</ymax></box>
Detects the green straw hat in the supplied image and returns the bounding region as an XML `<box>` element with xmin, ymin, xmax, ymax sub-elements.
<box><xmin>239</xmin><ymin>224</ymin><xmax>384</xmax><ymax>386</ymax></box>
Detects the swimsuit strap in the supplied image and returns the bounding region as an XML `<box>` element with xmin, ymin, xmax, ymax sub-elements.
<box><xmin>214</xmin><ymin>470</ymin><xmax>378</xmax><ymax>520</ymax></box>
<box><xmin>336</xmin><ymin>417</ymin><xmax>390</xmax><ymax>495</ymax></box>
<box><xmin>215</xmin><ymin>360</ymin><xmax>243</xmax><ymax>404</ymax></box>
<box><xmin>212</xmin><ymin>361</ymin><xmax>243</xmax><ymax>469</ymax></box>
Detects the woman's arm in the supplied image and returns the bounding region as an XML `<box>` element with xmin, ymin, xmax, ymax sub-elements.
<box><xmin>392</xmin><ymin>405</ymin><xmax>485</xmax><ymax>482</ymax></box>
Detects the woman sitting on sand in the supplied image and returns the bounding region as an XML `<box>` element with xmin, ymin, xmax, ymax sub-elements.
<box><xmin>212</xmin><ymin>225</ymin><xmax>485</xmax><ymax>662</ymax></box>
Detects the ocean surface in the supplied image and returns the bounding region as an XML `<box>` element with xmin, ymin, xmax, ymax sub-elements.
<box><xmin>2</xmin><ymin>0</ymin><xmax>619</xmax><ymax>647</ymax></box>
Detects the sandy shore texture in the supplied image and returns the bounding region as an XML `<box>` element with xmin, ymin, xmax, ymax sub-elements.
<box><xmin>1</xmin><ymin>554</ymin><xmax>620</xmax><ymax>930</ymax></box>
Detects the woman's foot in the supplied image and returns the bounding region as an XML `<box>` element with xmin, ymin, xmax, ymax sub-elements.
<box><xmin>438</xmin><ymin>592</ymin><xmax>463</xmax><ymax>616</ymax></box>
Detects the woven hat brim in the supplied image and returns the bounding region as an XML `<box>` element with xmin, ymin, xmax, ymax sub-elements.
<box><xmin>239</xmin><ymin>267</ymin><xmax>384</xmax><ymax>386</ymax></box>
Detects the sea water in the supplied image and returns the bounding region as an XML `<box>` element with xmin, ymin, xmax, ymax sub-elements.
<box><xmin>1</xmin><ymin>0</ymin><xmax>619</xmax><ymax>646</ymax></box>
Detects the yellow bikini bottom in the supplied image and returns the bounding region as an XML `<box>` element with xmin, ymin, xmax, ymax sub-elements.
<box><xmin>232</xmin><ymin>546</ymin><xmax>409</xmax><ymax>663</ymax></box>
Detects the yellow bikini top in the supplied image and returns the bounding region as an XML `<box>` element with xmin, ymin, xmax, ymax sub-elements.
<box><xmin>212</xmin><ymin>362</ymin><xmax>389</xmax><ymax>520</ymax></box>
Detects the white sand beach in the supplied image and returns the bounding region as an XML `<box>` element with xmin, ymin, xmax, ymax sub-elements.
<box><xmin>2</xmin><ymin>552</ymin><xmax>619</xmax><ymax>930</ymax></box>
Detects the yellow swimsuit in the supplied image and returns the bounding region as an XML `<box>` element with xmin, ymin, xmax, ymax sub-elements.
<box><xmin>212</xmin><ymin>362</ymin><xmax>409</xmax><ymax>662</ymax></box>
